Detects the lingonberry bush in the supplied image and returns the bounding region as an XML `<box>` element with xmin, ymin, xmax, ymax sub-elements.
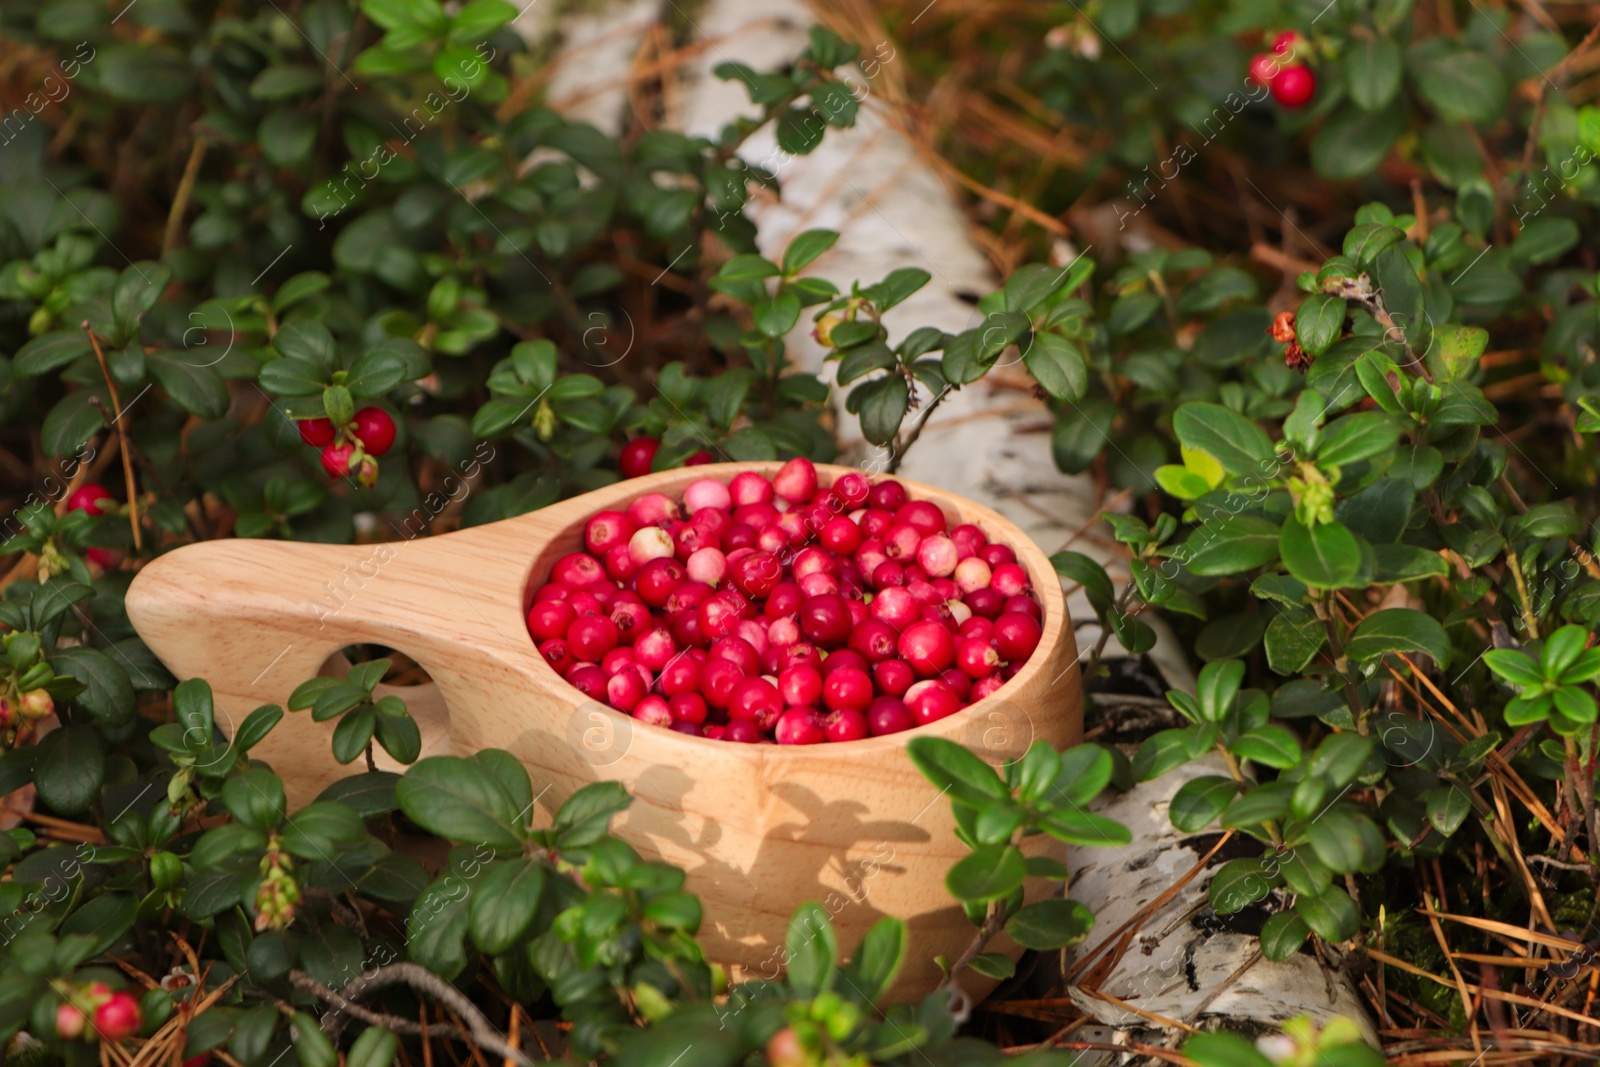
<box><xmin>1</xmin><ymin>0</ymin><xmax>1599</xmax><ymax>1061</ymax></box>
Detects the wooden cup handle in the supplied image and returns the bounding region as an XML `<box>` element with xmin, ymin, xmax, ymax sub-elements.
<box><xmin>125</xmin><ymin>506</ymin><xmax>587</xmax><ymax>789</ymax></box>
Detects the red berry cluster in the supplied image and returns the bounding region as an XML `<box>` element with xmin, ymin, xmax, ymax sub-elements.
<box><xmin>1249</xmin><ymin>31</ymin><xmax>1316</xmax><ymax>108</ymax></box>
<box><xmin>296</xmin><ymin>407</ymin><xmax>396</xmax><ymax>486</ymax></box>
<box><xmin>66</xmin><ymin>482</ymin><xmax>120</xmax><ymax>569</ymax></box>
<box><xmin>526</xmin><ymin>458</ymin><xmax>1045</xmax><ymax>744</ymax></box>
<box><xmin>56</xmin><ymin>984</ymin><xmax>141</xmax><ymax>1043</ymax></box>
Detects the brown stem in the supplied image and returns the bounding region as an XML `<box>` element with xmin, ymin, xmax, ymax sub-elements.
<box><xmin>81</xmin><ymin>324</ymin><xmax>142</xmax><ymax>551</ymax></box>
<box><xmin>289</xmin><ymin>966</ymin><xmax>530</xmax><ymax>1067</ymax></box>
<box><xmin>163</xmin><ymin>137</ymin><xmax>207</xmax><ymax>255</ymax></box>
<box><xmin>1318</xmin><ymin>595</ymin><xmax>1367</xmax><ymax>733</ymax></box>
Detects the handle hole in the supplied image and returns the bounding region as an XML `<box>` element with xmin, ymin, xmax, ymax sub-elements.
<box><xmin>317</xmin><ymin>645</ymin><xmax>451</xmax><ymax>766</ymax></box>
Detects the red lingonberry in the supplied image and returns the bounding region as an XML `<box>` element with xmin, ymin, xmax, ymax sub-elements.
<box><xmin>67</xmin><ymin>484</ymin><xmax>114</xmax><ymax>515</ymax></box>
<box><xmin>772</xmin><ymin>457</ymin><xmax>818</xmax><ymax>503</ymax></box>
<box><xmin>899</xmin><ymin>621</ymin><xmax>955</xmax><ymax>676</ymax></box>
<box><xmin>684</xmin><ymin>450</ymin><xmax>714</xmax><ymax>466</ymax></box>
<box><xmin>92</xmin><ymin>992</ymin><xmax>142</xmax><ymax>1043</ymax></box>
<box><xmin>824</xmin><ymin>708</ymin><xmax>868</xmax><ymax>743</ymax></box>
<box><xmin>956</xmin><ymin>638</ymin><xmax>1001</xmax><ymax>679</ymax></box>
<box><xmin>586</xmin><ymin>510</ymin><xmax>636</xmax><ymax>555</ymax></box>
<box><xmin>668</xmin><ymin>691</ymin><xmax>707</xmax><ymax>724</ymax></box>
<box><xmin>773</xmin><ymin>708</ymin><xmax>826</xmax><ymax>745</ymax></box>
<box><xmin>1271</xmin><ymin>65</ymin><xmax>1315</xmax><ymax>107</ymax></box>
<box><xmin>799</xmin><ymin>594</ymin><xmax>852</xmax><ymax>648</ymax></box>
<box><xmin>778</xmin><ymin>663</ymin><xmax>823</xmax><ymax>707</ymax></box>
<box><xmin>321</xmin><ymin>443</ymin><xmax>356</xmax><ymax>478</ymax></box>
<box><xmin>634</xmin><ymin>694</ymin><xmax>673</xmax><ymax>727</ymax></box>
<box><xmin>528</xmin><ymin>599</ymin><xmax>576</xmax><ymax>642</ymax></box>
<box><xmin>823</xmin><ymin>667</ymin><xmax>872</xmax><ymax>712</ymax></box>
<box><xmin>297</xmin><ymin>417</ymin><xmax>336</xmax><ymax>448</ymax></box>
<box><xmin>867</xmin><ymin>479</ymin><xmax>907</xmax><ymax>510</ymax></box>
<box><xmin>567</xmin><ymin>615</ymin><xmax>620</xmax><ymax>661</ymax></box>
<box><xmin>867</xmin><ymin>696</ymin><xmax>913</xmax><ymax>736</ymax></box>
<box><xmin>905</xmin><ymin>679</ymin><xmax>960</xmax><ymax>725</ymax></box>
<box><xmin>619</xmin><ymin>437</ymin><xmax>660</xmax><ymax>478</ymax></box>
<box><xmin>873</xmin><ymin>659</ymin><xmax>914</xmax><ymax>697</ymax></box>
<box><xmin>352</xmin><ymin>407</ymin><xmax>396</xmax><ymax>456</ymax></box>
<box><xmin>1248</xmin><ymin>52</ymin><xmax>1282</xmax><ymax>87</ymax></box>
<box><xmin>57</xmin><ymin>1003</ymin><xmax>86</xmax><ymax>1040</ymax></box>
<box><xmin>993</xmin><ymin>612</ymin><xmax>1044</xmax><ymax>661</ymax></box>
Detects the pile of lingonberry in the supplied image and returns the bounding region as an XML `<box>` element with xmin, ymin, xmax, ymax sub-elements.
<box><xmin>525</xmin><ymin>458</ymin><xmax>1045</xmax><ymax>744</ymax></box>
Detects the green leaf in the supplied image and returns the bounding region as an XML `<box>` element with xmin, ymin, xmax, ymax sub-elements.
<box><xmin>865</xmin><ymin>268</ymin><xmax>931</xmax><ymax>311</ymax></box>
<box><xmin>259</xmin><ymin>357</ymin><xmax>329</xmax><ymax>397</ymax></box>
<box><xmin>59</xmin><ymin>892</ymin><xmax>137</xmax><ymax>958</ymax></box>
<box><xmin>14</xmin><ymin>331</ymin><xmax>93</xmax><ymax>377</ymax></box>
<box><xmin>1005</xmin><ymin>899</ymin><xmax>1094</xmax><ymax>950</ymax></box>
<box><xmin>149</xmin><ymin>354</ymin><xmax>231</xmax><ymax>419</ymax></box>
<box><xmin>1542</xmin><ymin>625</ymin><xmax>1589</xmax><ymax>678</ymax></box>
<box><xmin>1023</xmin><ymin>333</ymin><xmax>1088</xmax><ymax>401</ymax></box>
<box><xmin>1411</xmin><ymin>45</ymin><xmax>1506</xmax><ymax>124</ymax></box>
<box><xmin>1307</xmin><ymin>809</ymin><xmax>1385</xmax><ymax>873</ymax></box>
<box><xmin>1279</xmin><ymin>516</ymin><xmax>1362</xmax><ymax>589</ymax></box>
<box><xmin>753</xmin><ymin>291</ymin><xmax>802</xmax><ymax>338</ymax></box>
<box><xmin>468</xmin><ymin>860</ymin><xmax>545</xmax><ymax>954</ymax></box>
<box><xmin>1186</xmin><ymin>515</ymin><xmax>1282</xmax><ymax>575</ymax></box>
<box><xmin>280</xmin><ymin>802</ymin><xmax>366</xmax><ymax>859</ymax></box>
<box><xmin>785</xmin><ymin>902</ymin><xmax>836</xmax><ymax>997</ymax></box>
<box><xmin>1512</xmin><ymin>217</ymin><xmax>1579</xmax><ymax>265</ymax></box>
<box><xmin>1230</xmin><ymin>725</ymin><xmax>1303</xmax><ymax>769</ymax></box>
<box><xmin>395</xmin><ymin>756</ymin><xmax>522</xmax><ymax>850</ymax></box>
<box><xmin>346</xmin><ymin>1028</ymin><xmax>398</xmax><ymax>1067</ymax></box>
<box><xmin>1345</xmin><ymin>608</ymin><xmax>1453</xmax><ymax>670</ymax></box>
<box><xmin>98</xmin><ymin>44</ymin><xmax>194</xmax><ymax>103</ymax></box>
<box><xmin>856</xmin><ymin>376</ymin><xmax>909</xmax><ymax>447</ymax></box>
<box><xmin>1259</xmin><ymin>911</ymin><xmax>1311</xmax><ymax>961</ymax></box>
<box><xmin>1169</xmin><ymin>775</ymin><xmax>1238</xmax><ymax>832</ymax></box>
<box><xmin>49</xmin><ymin>647</ymin><xmax>134</xmax><ymax>726</ymax></box>
<box><xmin>967</xmin><ymin>952</ymin><xmax>1015</xmax><ymax>980</ymax></box>
<box><xmin>250</xmin><ymin>65</ymin><xmax>325</xmax><ymax>100</ymax></box>
<box><xmin>1265</xmin><ymin>613</ymin><xmax>1325</xmax><ymax>675</ymax></box>
<box><xmin>1345</xmin><ymin>37</ymin><xmax>1402</xmax><ymax>111</ymax></box>
<box><xmin>112</xmin><ymin>262</ymin><xmax>172</xmax><ymax>328</ymax></box>
<box><xmin>33</xmin><ymin>726</ymin><xmax>104</xmax><ymax>815</ymax></box>
<box><xmin>1208</xmin><ymin>857</ymin><xmax>1275</xmax><ymax>915</ymax></box>
<box><xmin>1172</xmin><ymin>403</ymin><xmax>1276</xmax><ymax>477</ymax></box>
<box><xmin>1425</xmin><ymin>784</ymin><xmax>1472</xmax><ymax>835</ymax></box>
<box><xmin>447</xmin><ymin>0</ymin><xmax>517</xmax><ymax>44</ymax></box>
<box><xmin>1311</xmin><ymin>105</ymin><xmax>1404</xmax><ymax>180</ymax></box>
<box><xmin>1184</xmin><ymin>1032</ymin><xmax>1275</xmax><ymax>1067</ymax></box>
<box><xmin>1295</xmin><ymin>884</ymin><xmax>1359</xmax><ymax>942</ymax></box>
<box><xmin>1315</xmin><ymin>412</ymin><xmax>1403</xmax><ymax>468</ymax></box>
<box><xmin>1295</xmin><ymin>294</ymin><xmax>1347</xmax><ymax>357</ymax></box>
<box><xmin>775</xmin><ymin>108</ymin><xmax>826</xmax><ymax>155</ymax></box>
<box><xmin>905</xmin><ymin>736</ymin><xmax>1008</xmax><ymax>808</ymax></box>
<box><xmin>843</xmin><ymin>918</ymin><xmax>905</xmax><ymax>1003</ymax></box>
<box><xmin>945</xmin><ymin>844</ymin><xmax>1025</xmax><ymax>901</ymax></box>
<box><xmin>43</xmin><ymin>390</ymin><xmax>108</xmax><ymax>458</ymax></box>
<box><xmin>782</xmin><ymin>229</ymin><xmax>838</xmax><ymax>274</ymax></box>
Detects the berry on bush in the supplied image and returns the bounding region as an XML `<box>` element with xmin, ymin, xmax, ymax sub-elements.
<box><xmin>91</xmin><ymin>991</ymin><xmax>141</xmax><ymax>1042</ymax></box>
<box><xmin>66</xmin><ymin>484</ymin><xmax>113</xmax><ymax>515</ymax></box>
<box><xmin>1271</xmin><ymin>65</ymin><xmax>1316</xmax><ymax>107</ymax></box>
<box><xmin>351</xmin><ymin>407</ymin><xmax>396</xmax><ymax>456</ymax></box>
<box><xmin>296</xmin><ymin>417</ymin><xmax>336</xmax><ymax>447</ymax></box>
<box><xmin>526</xmin><ymin>462</ymin><xmax>1043</xmax><ymax>743</ymax></box>
<box><xmin>620</xmin><ymin>437</ymin><xmax>660</xmax><ymax>478</ymax></box>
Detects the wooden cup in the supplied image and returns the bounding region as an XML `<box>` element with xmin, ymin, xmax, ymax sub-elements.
<box><xmin>126</xmin><ymin>463</ymin><xmax>1081</xmax><ymax>996</ymax></box>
